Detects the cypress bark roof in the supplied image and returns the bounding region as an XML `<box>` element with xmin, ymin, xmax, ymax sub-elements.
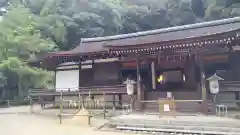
<box><xmin>50</xmin><ymin>17</ymin><xmax>240</xmax><ymax>56</ymax></box>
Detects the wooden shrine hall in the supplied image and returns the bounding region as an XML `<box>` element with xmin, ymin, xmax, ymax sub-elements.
<box><xmin>32</xmin><ymin>17</ymin><xmax>240</xmax><ymax>112</ymax></box>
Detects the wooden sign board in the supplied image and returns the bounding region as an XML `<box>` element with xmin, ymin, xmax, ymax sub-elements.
<box><xmin>158</xmin><ymin>98</ymin><xmax>176</xmax><ymax>117</ymax></box>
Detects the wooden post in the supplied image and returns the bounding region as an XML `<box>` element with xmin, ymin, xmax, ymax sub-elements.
<box><xmin>195</xmin><ymin>53</ymin><xmax>206</xmax><ymax>101</ymax></box>
<box><xmin>60</xmin><ymin>90</ymin><xmax>63</xmax><ymax>108</ymax></box>
<box><xmin>29</xmin><ymin>97</ymin><xmax>33</xmax><ymax>114</ymax></box>
<box><xmin>78</xmin><ymin>63</ymin><xmax>81</xmax><ymax>88</ymax></box>
<box><xmin>196</xmin><ymin>52</ymin><xmax>207</xmax><ymax>114</ymax></box>
<box><xmin>88</xmin><ymin>116</ymin><xmax>91</xmax><ymax>125</ymax></box>
<box><xmin>78</xmin><ymin>91</ymin><xmax>82</xmax><ymax>109</ymax></box>
<box><xmin>6</xmin><ymin>100</ymin><xmax>11</xmax><ymax>107</ymax></box>
<box><xmin>59</xmin><ymin>91</ymin><xmax>63</xmax><ymax>124</ymax></box>
<box><xmin>59</xmin><ymin>102</ymin><xmax>63</xmax><ymax>124</ymax></box>
<box><xmin>136</xmin><ymin>56</ymin><xmax>142</xmax><ymax>111</ymax></box>
<box><xmin>112</xmin><ymin>95</ymin><xmax>116</xmax><ymax>111</ymax></box>
<box><xmin>235</xmin><ymin>91</ymin><xmax>240</xmax><ymax>107</ymax></box>
<box><xmin>151</xmin><ymin>61</ymin><xmax>156</xmax><ymax>90</ymax></box>
<box><xmin>60</xmin><ymin>90</ymin><xmax>63</xmax><ymax>100</ymax></box>
<box><xmin>103</xmin><ymin>93</ymin><xmax>106</xmax><ymax>119</ymax></box>
<box><xmin>39</xmin><ymin>97</ymin><xmax>44</xmax><ymax>111</ymax></box>
<box><xmin>118</xmin><ymin>94</ymin><xmax>122</xmax><ymax>106</ymax></box>
<box><xmin>199</xmin><ymin>56</ymin><xmax>207</xmax><ymax>101</ymax></box>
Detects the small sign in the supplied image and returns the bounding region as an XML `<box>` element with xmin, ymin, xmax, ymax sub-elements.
<box><xmin>164</xmin><ymin>104</ymin><xmax>170</xmax><ymax>112</ymax></box>
<box><xmin>126</xmin><ymin>84</ymin><xmax>134</xmax><ymax>95</ymax></box>
<box><xmin>123</xmin><ymin>78</ymin><xmax>136</xmax><ymax>95</ymax></box>
<box><xmin>209</xmin><ymin>81</ymin><xmax>220</xmax><ymax>94</ymax></box>
<box><xmin>167</xmin><ymin>92</ymin><xmax>172</xmax><ymax>98</ymax></box>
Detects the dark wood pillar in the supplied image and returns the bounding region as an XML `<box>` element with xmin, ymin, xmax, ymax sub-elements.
<box><xmin>151</xmin><ymin>61</ymin><xmax>156</xmax><ymax>90</ymax></box>
<box><xmin>197</xmin><ymin>54</ymin><xmax>206</xmax><ymax>101</ymax></box>
<box><xmin>136</xmin><ymin>56</ymin><xmax>142</xmax><ymax>111</ymax></box>
<box><xmin>112</xmin><ymin>95</ymin><xmax>116</xmax><ymax>111</ymax></box>
<box><xmin>235</xmin><ymin>91</ymin><xmax>240</xmax><ymax>107</ymax></box>
<box><xmin>118</xmin><ymin>94</ymin><xmax>122</xmax><ymax>106</ymax></box>
<box><xmin>54</xmin><ymin>69</ymin><xmax>57</xmax><ymax>88</ymax></box>
<box><xmin>228</xmin><ymin>51</ymin><xmax>240</xmax><ymax>107</ymax></box>
<box><xmin>53</xmin><ymin>68</ymin><xmax>57</xmax><ymax>107</ymax></box>
<box><xmin>78</xmin><ymin>63</ymin><xmax>81</xmax><ymax>88</ymax></box>
<box><xmin>195</xmin><ymin>52</ymin><xmax>208</xmax><ymax>114</ymax></box>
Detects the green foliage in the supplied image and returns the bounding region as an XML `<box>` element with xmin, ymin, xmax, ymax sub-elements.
<box><xmin>0</xmin><ymin>5</ymin><xmax>55</xmax><ymax>101</ymax></box>
<box><xmin>0</xmin><ymin>0</ymin><xmax>240</xmax><ymax>102</ymax></box>
<box><xmin>204</xmin><ymin>0</ymin><xmax>240</xmax><ymax>20</ymax></box>
<box><xmin>191</xmin><ymin>0</ymin><xmax>205</xmax><ymax>18</ymax></box>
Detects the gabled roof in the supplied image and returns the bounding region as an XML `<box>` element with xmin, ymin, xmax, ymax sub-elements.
<box><xmin>207</xmin><ymin>73</ymin><xmax>224</xmax><ymax>81</ymax></box>
<box><xmin>50</xmin><ymin>17</ymin><xmax>240</xmax><ymax>56</ymax></box>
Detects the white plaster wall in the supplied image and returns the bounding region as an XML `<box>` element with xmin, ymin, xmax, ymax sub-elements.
<box><xmin>55</xmin><ymin>62</ymin><xmax>79</xmax><ymax>91</ymax></box>
<box><xmin>55</xmin><ymin>70</ymin><xmax>79</xmax><ymax>91</ymax></box>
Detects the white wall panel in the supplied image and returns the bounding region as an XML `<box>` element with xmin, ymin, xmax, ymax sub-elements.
<box><xmin>55</xmin><ymin>70</ymin><xmax>79</xmax><ymax>91</ymax></box>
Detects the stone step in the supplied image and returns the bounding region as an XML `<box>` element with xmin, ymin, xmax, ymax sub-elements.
<box><xmin>116</xmin><ymin>126</ymin><xmax>240</xmax><ymax>135</ymax></box>
<box><xmin>110</xmin><ymin>118</ymin><xmax>240</xmax><ymax>128</ymax></box>
<box><xmin>112</xmin><ymin>122</ymin><xmax>240</xmax><ymax>132</ymax></box>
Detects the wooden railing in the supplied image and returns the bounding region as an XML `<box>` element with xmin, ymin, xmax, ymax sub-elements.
<box><xmin>29</xmin><ymin>85</ymin><xmax>127</xmax><ymax>96</ymax></box>
<box><xmin>140</xmin><ymin>100</ymin><xmax>214</xmax><ymax>114</ymax></box>
<box><xmin>219</xmin><ymin>81</ymin><xmax>240</xmax><ymax>92</ymax></box>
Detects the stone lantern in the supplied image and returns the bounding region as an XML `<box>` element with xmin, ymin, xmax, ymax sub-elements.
<box><xmin>207</xmin><ymin>73</ymin><xmax>224</xmax><ymax>102</ymax></box>
<box><xmin>123</xmin><ymin>78</ymin><xmax>136</xmax><ymax>112</ymax></box>
<box><xmin>123</xmin><ymin>78</ymin><xmax>136</xmax><ymax>96</ymax></box>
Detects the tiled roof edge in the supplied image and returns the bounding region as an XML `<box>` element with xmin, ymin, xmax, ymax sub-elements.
<box><xmin>81</xmin><ymin>17</ymin><xmax>240</xmax><ymax>43</ymax></box>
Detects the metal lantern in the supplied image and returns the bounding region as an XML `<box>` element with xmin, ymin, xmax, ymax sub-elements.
<box><xmin>123</xmin><ymin>78</ymin><xmax>136</xmax><ymax>95</ymax></box>
<box><xmin>207</xmin><ymin>73</ymin><xmax>224</xmax><ymax>94</ymax></box>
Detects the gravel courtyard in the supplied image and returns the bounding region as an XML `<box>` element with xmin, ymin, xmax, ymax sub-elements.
<box><xmin>1</xmin><ymin>106</ymin><xmax>240</xmax><ymax>135</ymax></box>
<box><xmin>0</xmin><ymin>106</ymin><xmax>133</xmax><ymax>135</ymax></box>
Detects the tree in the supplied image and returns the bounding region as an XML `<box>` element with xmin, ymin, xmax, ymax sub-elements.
<box><xmin>191</xmin><ymin>0</ymin><xmax>205</xmax><ymax>18</ymax></box>
<box><xmin>0</xmin><ymin>5</ymin><xmax>55</xmax><ymax>101</ymax></box>
<box><xmin>204</xmin><ymin>0</ymin><xmax>240</xmax><ymax>21</ymax></box>
<box><xmin>164</xmin><ymin>0</ymin><xmax>196</xmax><ymax>26</ymax></box>
<box><xmin>0</xmin><ymin>0</ymin><xmax>240</xmax><ymax>102</ymax></box>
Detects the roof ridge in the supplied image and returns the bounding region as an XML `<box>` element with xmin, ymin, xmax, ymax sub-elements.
<box><xmin>81</xmin><ymin>17</ymin><xmax>240</xmax><ymax>43</ymax></box>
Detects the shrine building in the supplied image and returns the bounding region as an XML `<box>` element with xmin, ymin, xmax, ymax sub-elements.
<box><xmin>32</xmin><ymin>17</ymin><xmax>240</xmax><ymax>112</ymax></box>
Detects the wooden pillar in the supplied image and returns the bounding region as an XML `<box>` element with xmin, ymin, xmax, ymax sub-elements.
<box><xmin>151</xmin><ymin>61</ymin><xmax>156</xmax><ymax>90</ymax></box>
<box><xmin>196</xmin><ymin>53</ymin><xmax>208</xmax><ymax>114</ymax></box>
<box><xmin>199</xmin><ymin>56</ymin><xmax>207</xmax><ymax>101</ymax></box>
<box><xmin>54</xmin><ymin>69</ymin><xmax>57</xmax><ymax>89</ymax></box>
<box><xmin>112</xmin><ymin>95</ymin><xmax>116</xmax><ymax>111</ymax></box>
<box><xmin>118</xmin><ymin>94</ymin><xmax>122</xmax><ymax>106</ymax></box>
<box><xmin>196</xmin><ymin>53</ymin><xmax>206</xmax><ymax>101</ymax></box>
<box><xmin>235</xmin><ymin>91</ymin><xmax>240</xmax><ymax>107</ymax></box>
<box><xmin>136</xmin><ymin>56</ymin><xmax>142</xmax><ymax>111</ymax></box>
<box><xmin>29</xmin><ymin>96</ymin><xmax>33</xmax><ymax>114</ymax></box>
<box><xmin>78</xmin><ymin>63</ymin><xmax>81</xmax><ymax>88</ymax></box>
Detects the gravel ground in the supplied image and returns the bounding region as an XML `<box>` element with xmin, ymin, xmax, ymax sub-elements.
<box><xmin>0</xmin><ymin>106</ymin><xmax>239</xmax><ymax>135</ymax></box>
<box><xmin>0</xmin><ymin>106</ymin><xmax>135</xmax><ymax>135</ymax></box>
